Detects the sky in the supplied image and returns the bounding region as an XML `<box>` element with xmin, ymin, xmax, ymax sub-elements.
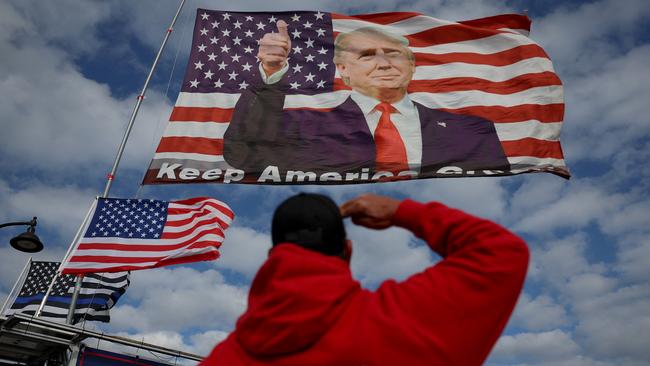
<box><xmin>0</xmin><ymin>0</ymin><xmax>649</xmax><ymax>365</ymax></box>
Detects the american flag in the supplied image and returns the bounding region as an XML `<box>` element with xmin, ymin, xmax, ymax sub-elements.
<box><xmin>3</xmin><ymin>260</ymin><xmax>129</xmax><ymax>324</ymax></box>
<box><xmin>143</xmin><ymin>9</ymin><xmax>568</xmax><ymax>184</ymax></box>
<box><xmin>60</xmin><ymin>197</ymin><xmax>234</xmax><ymax>274</ymax></box>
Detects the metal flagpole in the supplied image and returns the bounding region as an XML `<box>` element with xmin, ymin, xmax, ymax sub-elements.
<box><xmin>0</xmin><ymin>257</ymin><xmax>32</xmax><ymax>316</ymax></box>
<box><xmin>35</xmin><ymin>198</ymin><xmax>98</xmax><ymax>318</ymax></box>
<box><xmin>66</xmin><ymin>0</ymin><xmax>188</xmax><ymax>325</ymax></box>
<box><xmin>101</xmin><ymin>0</ymin><xmax>188</xmax><ymax>199</ymax></box>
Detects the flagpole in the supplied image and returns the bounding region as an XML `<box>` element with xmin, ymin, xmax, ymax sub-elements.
<box><xmin>65</xmin><ymin>0</ymin><xmax>188</xmax><ymax>324</ymax></box>
<box><xmin>101</xmin><ymin>0</ymin><xmax>188</xmax><ymax>199</ymax></box>
<box><xmin>0</xmin><ymin>257</ymin><xmax>31</xmax><ymax>316</ymax></box>
<box><xmin>35</xmin><ymin>198</ymin><xmax>98</xmax><ymax>318</ymax></box>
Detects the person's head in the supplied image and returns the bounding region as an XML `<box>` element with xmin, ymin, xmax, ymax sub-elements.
<box><xmin>272</xmin><ymin>193</ymin><xmax>351</xmax><ymax>260</ymax></box>
<box><xmin>334</xmin><ymin>27</ymin><xmax>416</xmax><ymax>103</ymax></box>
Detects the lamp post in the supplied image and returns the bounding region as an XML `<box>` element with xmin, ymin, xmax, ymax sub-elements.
<box><xmin>0</xmin><ymin>217</ymin><xmax>44</xmax><ymax>253</ymax></box>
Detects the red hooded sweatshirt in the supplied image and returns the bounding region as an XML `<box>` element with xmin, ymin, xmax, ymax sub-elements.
<box><xmin>200</xmin><ymin>200</ymin><xmax>529</xmax><ymax>365</ymax></box>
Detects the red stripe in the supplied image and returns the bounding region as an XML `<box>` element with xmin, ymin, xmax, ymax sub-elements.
<box><xmin>78</xmin><ymin>227</ymin><xmax>224</xmax><ymax>251</ymax></box>
<box><xmin>502</xmin><ymin>138</ymin><xmax>565</xmax><ymax>158</ymax></box>
<box><xmin>162</xmin><ymin>220</ymin><xmax>227</xmax><ymax>240</ymax></box>
<box><xmin>331</xmin><ymin>12</ymin><xmax>421</xmax><ymax>24</ymax></box>
<box><xmin>161</xmin><ymin>222</ymin><xmax>225</xmax><ymax>240</ymax></box>
<box><xmin>76</xmin><ymin>239</ymin><xmax>223</xmax><ymax>252</ymax></box>
<box><xmin>406</xmin><ymin>24</ymin><xmax>505</xmax><ymax>47</ymax></box>
<box><xmin>414</xmin><ymin>44</ymin><xmax>549</xmax><ymax>66</ymax></box>
<box><xmin>170</xmin><ymin>197</ymin><xmax>234</xmax><ymax>219</ymax></box>
<box><xmin>156</xmin><ymin>136</ymin><xmax>224</xmax><ymax>155</ymax></box>
<box><xmin>406</xmin><ymin>72</ymin><xmax>562</xmax><ymax>95</ymax></box>
<box><xmin>335</xmin><ymin>72</ymin><xmax>562</xmax><ymax>95</ymax></box>
<box><xmin>170</xmin><ymin>106</ymin><xmax>233</xmax><ymax>122</ymax></box>
<box><xmin>331</xmin><ymin>12</ymin><xmax>530</xmax><ymax>33</ymax></box>
<box><xmin>68</xmin><ymin>255</ymin><xmax>167</xmax><ymax>263</ymax></box>
<box><xmin>283</xmin><ymin>102</ymin><xmax>564</xmax><ymax>124</ymax></box>
<box><xmin>166</xmin><ymin>213</ymin><xmax>230</xmax><ymax>231</ymax></box>
<box><xmin>187</xmin><ymin>241</ymin><xmax>223</xmax><ymax>250</ymax></box>
<box><xmin>441</xmin><ymin>104</ymin><xmax>564</xmax><ymax>123</ymax></box>
<box><xmin>62</xmin><ymin>251</ymin><xmax>219</xmax><ymax>274</ymax></box>
<box><xmin>153</xmin><ymin>251</ymin><xmax>219</xmax><ymax>268</ymax></box>
<box><xmin>458</xmin><ymin>14</ymin><xmax>531</xmax><ymax>32</ymax></box>
<box><xmin>167</xmin><ymin>200</ymin><xmax>235</xmax><ymax>219</ymax></box>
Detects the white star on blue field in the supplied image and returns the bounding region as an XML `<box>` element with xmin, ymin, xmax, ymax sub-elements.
<box><xmin>1</xmin><ymin>0</ymin><xmax>649</xmax><ymax>365</ymax></box>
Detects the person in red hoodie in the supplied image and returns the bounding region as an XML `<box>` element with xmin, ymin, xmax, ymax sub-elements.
<box><xmin>200</xmin><ymin>193</ymin><xmax>529</xmax><ymax>365</ymax></box>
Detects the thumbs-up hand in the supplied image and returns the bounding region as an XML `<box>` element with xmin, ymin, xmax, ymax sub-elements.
<box><xmin>258</xmin><ymin>20</ymin><xmax>292</xmax><ymax>77</ymax></box>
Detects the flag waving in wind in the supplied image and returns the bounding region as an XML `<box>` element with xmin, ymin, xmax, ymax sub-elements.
<box><xmin>3</xmin><ymin>261</ymin><xmax>129</xmax><ymax>324</ymax></box>
<box><xmin>143</xmin><ymin>10</ymin><xmax>568</xmax><ymax>185</ymax></box>
<box><xmin>61</xmin><ymin>197</ymin><xmax>234</xmax><ymax>274</ymax></box>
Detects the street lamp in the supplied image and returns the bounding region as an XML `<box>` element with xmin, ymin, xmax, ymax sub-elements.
<box><xmin>0</xmin><ymin>217</ymin><xmax>44</xmax><ymax>253</ymax></box>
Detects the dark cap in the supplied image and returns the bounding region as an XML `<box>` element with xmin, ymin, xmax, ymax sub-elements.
<box><xmin>272</xmin><ymin>193</ymin><xmax>346</xmax><ymax>256</ymax></box>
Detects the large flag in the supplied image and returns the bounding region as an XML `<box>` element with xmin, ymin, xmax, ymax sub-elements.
<box><xmin>3</xmin><ymin>260</ymin><xmax>129</xmax><ymax>324</ymax></box>
<box><xmin>143</xmin><ymin>9</ymin><xmax>568</xmax><ymax>185</ymax></box>
<box><xmin>60</xmin><ymin>197</ymin><xmax>234</xmax><ymax>274</ymax></box>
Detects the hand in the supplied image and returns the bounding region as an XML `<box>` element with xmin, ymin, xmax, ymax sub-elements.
<box><xmin>340</xmin><ymin>194</ymin><xmax>401</xmax><ymax>230</ymax></box>
<box><xmin>257</xmin><ymin>20</ymin><xmax>291</xmax><ymax>76</ymax></box>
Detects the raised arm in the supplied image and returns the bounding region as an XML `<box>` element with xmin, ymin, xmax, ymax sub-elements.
<box><xmin>341</xmin><ymin>194</ymin><xmax>529</xmax><ymax>365</ymax></box>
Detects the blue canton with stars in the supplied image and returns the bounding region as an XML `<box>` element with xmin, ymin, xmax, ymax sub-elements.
<box><xmin>84</xmin><ymin>198</ymin><xmax>169</xmax><ymax>239</ymax></box>
<box><xmin>182</xmin><ymin>9</ymin><xmax>335</xmax><ymax>95</ymax></box>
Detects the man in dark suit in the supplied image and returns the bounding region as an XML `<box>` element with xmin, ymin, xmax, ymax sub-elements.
<box><xmin>224</xmin><ymin>21</ymin><xmax>509</xmax><ymax>180</ymax></box>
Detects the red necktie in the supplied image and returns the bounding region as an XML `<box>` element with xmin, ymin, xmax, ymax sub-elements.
<box><xmin>374</xmin><ymin>102</ymin><xmax>408</xmax><ymax>174</ymax></box>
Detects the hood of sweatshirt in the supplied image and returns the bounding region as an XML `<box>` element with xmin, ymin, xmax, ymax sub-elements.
<box><xmin>235</xmin><ymin>243</ymin><xmax>361</xmax><ymax>356</ymax></box>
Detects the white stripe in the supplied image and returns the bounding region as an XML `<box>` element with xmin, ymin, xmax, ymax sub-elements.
<box><xmin>168</xmin><ymin>198</ymin><xmax>232</xmax><ymax>212</ymax></box>
<box><xmin>164</xmin><ymin>214</ymin><xmax>231</xmax><ymax>234</ymax></box>
<box><xmin>63</xmin><ymin>248</ymin><xmax>218</xmax><ymax>270</ymax></box>
<box><xmin>164</xmin><ymin>246</ymin><xmax>217</xmax><ymax>259</ymax></box>
<box><xmin>163</xmin><ymin>122</ymin><xmax>228</xmax><ymax>138</ymax></box>
<box><xmin>78</xmin><ymin>233</ymin><xmax>225</xmax><ymax>246</ymax></box>
<box><xmin>6</xmin><ymin>305</ymin><xmax>108</xmax><ymax>317</ymax></box>
<box><xmin>284</xmin><ymin>90</ymin><xmax>351</xmax><ymax>109</ymax></box>
<box><xmin>507</xmin><ymin>156</ymin><xmax>566</xmax><ymax>167</ymax></box>
<box><xmin>333</xmin><ymin>15</ymin><xmax>452</xmax><ymax>36</ymax></box>
<box><xmin>78</xmin><ymin>288</ymin><xmax>120</xmax><ymax>296</ymax></box>
<box><xmin>411</xmin><ymin>32</ymin><xmax>535</xmax><ymax>55</ymax></box>
<box><xmin>413</xmin><ymin>57</ymin><xmax>555</xmax><ymax>82</ymax></box>
<box><xmin>69</xmin><ymin>245</ymin><xmax>221</xmax><ymax>258</ymax></box>
<box><xmin>154</xmin><ymin>152</ymin><xmax>225</xmax><ymax>162</ymax></box>
<box><xmin>284</xmin><ymin>85</ymin><xmax>562</xmax><ymax>111</ymax></box>
<box><xmin>495</xmin><ymin>121</ymin><xmax>562</xmax><ymax>141</ymax></box>
<box><xmin>165</xmin><ymin>211</ymin><xmax>232</xmax><ymax>230</ymax></box>
<box><xmin>62</xmin><ymin>261</ymin><xmax>159</xmax><ymax>271</ymax></box>
<box><xmin>410</xmin><ymin>85</ymin><xmax>564</xmax><ymax>109</ymax></box>
<box><xmin>498</xmin><ymin>27</ymin><xmax>530</xmax><ymax>37</ymax></box>
<box><xmin>176</xmin><ymin>92</ymin><xmax>240</xmax><ymax>108</ymax></box>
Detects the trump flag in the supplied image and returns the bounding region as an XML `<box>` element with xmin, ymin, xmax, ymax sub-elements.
<box><xmin>61</xmin><ymin>197</ymin><xmax>234</xmax><ymax>274</ymax></box>
<box><xmin>143</xmin><ymin>9</ymin><xmax>569</xmax><ymax>185</ymax></box>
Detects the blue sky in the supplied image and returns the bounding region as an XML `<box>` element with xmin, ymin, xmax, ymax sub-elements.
<box><xmin>1</xmin><ymin>0</ymin><xmax>649</xmax><ymax>365</ymax></box>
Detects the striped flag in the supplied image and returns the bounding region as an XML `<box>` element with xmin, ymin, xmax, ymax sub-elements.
<box><xmin>143</xmin><ymin>10</ymin><xmax>568</xmax><ymax>184</ymax></box>
<box><xmin>60</xmin><ymin>197</ymin><xmax>234</xmax><ymax>274</ymax></box>
<box><xmin>3</xmin><ymin>260</ymin><xmax>129</xmax><ymax>324</ymax></box>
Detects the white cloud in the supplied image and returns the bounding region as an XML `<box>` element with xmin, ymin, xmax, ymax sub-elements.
<box><xmin>574</xmin><ymin>285</ymin><xmax>650</xmax><ymax>361</ymax></box>
<box><xmin>491</xmin><ymin>330</ymin><xmax>581</xmax><ymax>362</ymax></box>
<box><xmin>510</xmin><ymin>293</ymin><xmax>569</xmax><ymax>331</ymax></box>
<box><xmin>347</xmin><ymin>224</ymin><xmax>433</xmax><ymax>287</ymax></box>
<box><xmin>107</xmin><ymin>267</ymin><xmax>247</xmax><ymax>333</ymax></box>
<box><xmin>214</xmin><ymin>226</ymin><xmax>271</xmax><ymax>278</ymax></box>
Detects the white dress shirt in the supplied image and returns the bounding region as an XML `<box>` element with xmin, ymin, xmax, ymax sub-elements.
<box><xmin>260</xmin><ymin>64</ymin><xmax>423</xmax><ymax>171</ymax></box>
<box><xmin>349</xmin><ymin>91</ymin><xmax>422</xmax><ymax>171</ymax></box>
